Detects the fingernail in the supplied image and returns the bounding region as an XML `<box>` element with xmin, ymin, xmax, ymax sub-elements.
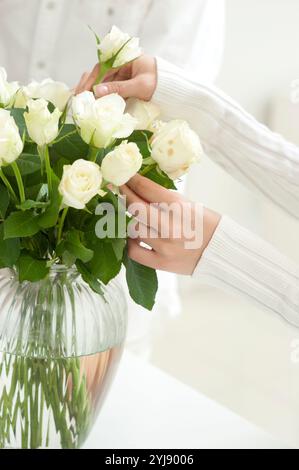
<box><xmin>94</xmin><ymin>85</ymin><xmax>109</xmax><ymax>97</ymax></box>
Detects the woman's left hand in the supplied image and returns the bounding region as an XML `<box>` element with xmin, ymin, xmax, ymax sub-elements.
<box><xmin>75</xmin><ymin>55</ymin><xmax>157</xmax><ymax>101</ymax></box>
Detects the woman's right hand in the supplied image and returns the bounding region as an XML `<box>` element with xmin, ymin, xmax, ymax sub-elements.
<box><xmin>120</xmin><ymin>174</ymin><xmax>221</xmax><ymax>276</ymax></box>
<box><xmin>75</xmin><ymin>55</ymin><xmax>158</xmax><ymax>101</ymax></box>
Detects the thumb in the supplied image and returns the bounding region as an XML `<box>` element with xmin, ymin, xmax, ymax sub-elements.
<box><xmin>94</xmin><ymin>78</ymin><xmax>140</xmax><ymax>99</ymax></box>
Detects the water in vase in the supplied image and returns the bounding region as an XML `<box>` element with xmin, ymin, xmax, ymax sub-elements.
<box><xmin>0</xmin><ymin>346</ymin><xmax>122</xmax><ymax>449</ymax></box>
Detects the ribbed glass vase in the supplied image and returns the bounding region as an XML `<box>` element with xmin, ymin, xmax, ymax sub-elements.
<box><xmin>0</xmin><ymin>265</ymin><xmax>127</xmax><ymax>449</ymax></box>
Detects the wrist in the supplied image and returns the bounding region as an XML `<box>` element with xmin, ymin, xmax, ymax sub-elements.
<box><xmin>202</xmin><ymin>208</ymin><xmax>221</xmax><ymax>255</ymax></box>
<box><xmin>188</xmin><ymin>208</ymin><xmax>220</xmax><ymax>276</ymax></box>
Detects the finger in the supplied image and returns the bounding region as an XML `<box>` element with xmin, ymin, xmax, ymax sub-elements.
<box><xmin>102</xmin><ymin>70</ymin><xmax>118</xmax><ymax>82</ymax></box>
<box><xmin>128</xmin><ymin>221</ymin><xmax>161</xmax><ymax>251</ymax></box>
<box><xmin>127</xmin><ymin>174</ymin><xmax>179</xmax><ymax>204</ymax></box>
<box><xmin>82</xmin><ymin>63</ymin><xmax>100</xmax><ymax>91</ymax></box>
<box><xmin>106</xmin><ymin>64</ymin><xmax>132</xmax><ymax>82</ymax></box>
<box><xmin>120</xmin><ymin>184</ymin><xmax>158</xmax><ymax>229</ymax></box>
<box><xmin>121</xmin><ymin>184</ymin><xmax>178</xmax><ymax>234</ymax></box>
<box><xmin>93</xmin><ymin>76</ymin><xmax>144</xmax><ymax>99</ymax></box>
<box><xmin>83</xmin><ymin>64</ymin><xmax>117</xmax><ymax>92</ymax></box>
<box><xmin>125</xmin><ymin>193</ymin><xmax>183</xmax><ymax>242</ymax></box>
<box><xmin>129</xmin><ymin>238</ymin><xmax>186</xmax><ymax>274</ymax></box>
<box><xmin>120</xmin><ymin>183</ymin><xmax>147</xmax><ymax>207</ymax></box>
<box><xmin>127</xmin><ymin>239</ymin><xmax>161</xmax><ymax>270</ymax></box>
<box><xmin>75</xmin><ymin>72</ymin><xmax>90</xmax><ymax>94</ymax></box>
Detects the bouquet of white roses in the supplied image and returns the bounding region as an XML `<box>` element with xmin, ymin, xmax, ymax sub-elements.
<box><xmin>0</xmin><ymin>26</ymin><xmax>203</xmax><ymax>311</ymax></box>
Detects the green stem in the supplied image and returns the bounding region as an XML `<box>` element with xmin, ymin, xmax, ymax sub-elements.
<box><xmin>142</xmin><ymin>157</ymin><xmax>155</xmax><ymax>165</ymax></box>
<box><xmin>44</xmin><ymin>146</ymin><xmax>52</xmax><ymax>198</ymax></box>
<box><xmin>140</xmin><ymin>164</ymin><xmax>156</xmax><ymax>176</ymax></box>
<box><xmin>38</xmin><ymin>146</ymin><xmax>52</xmax><ymax>197</ymax></box>
<box><xmin>94</xmin><ymin>63</ymin><xmax>110</xmax><ymax>86</ymax></box>
<box><xmin>88</xmin><ymin>146</ymin><xmax>99</xmax><ymax>163</ymax></box>
<box><xmin>0</xmin><ymin>169</ymin><xmax>18</xmax><ymax>203</ymax></box>
<box><xmin>11</xmin><ymin>162</ymin><xmax>25</xmax><ymax>204</ymax></box>
<box><xmin>57</xmin><ymin>208</ymin><xmax>69</xmax><ymax>244</ymax></box>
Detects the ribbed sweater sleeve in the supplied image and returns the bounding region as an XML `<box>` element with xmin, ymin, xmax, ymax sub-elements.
<box><xmin>153</xmin><ymin>58</ymin><xmax>299</xmax><ymax>323</ymax></box>
<box><xmin>194</xmin><ymin>216</ymin><xmax>299</xmax><ymax>325</ymax></box>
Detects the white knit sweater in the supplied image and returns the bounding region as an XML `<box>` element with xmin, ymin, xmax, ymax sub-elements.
<box><xmin>153</xmin><ymin>58</ymin><xmax>299</xmax><ymax>326</ymax></box>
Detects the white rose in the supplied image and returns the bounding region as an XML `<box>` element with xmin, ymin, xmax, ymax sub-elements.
<box><xmin>98</xmin><ymin>26</ymin><xmax>141</xmax><ymax>68</ymax></box>
<box><xmin>150</xmin><ymin>120</ymin><xmax>167</xmax><ymax>134</ymax></box>
<box><xmin>0</xmin><ymin>67</ymin><xmax>19</xmax><ymax>108</ymax></box>
<box><xmin>151</xmin><ymin>120</ymin><xmax>203</xmax><ymax>180</ymax></box>
<box><xmin>14</xmin><ymin>78</ymin><xmax>71</xmax><ymax>111</ymax></box>
<box><xmin>59</xmin><ymin>159</ymin><xmax>103</xmax><ymax>210</ymax></box>
<box><xmin>72</xmin><ymin>91</ymin><xmax>136</xmax><ymax>148</ymax></box>
<box><xmin>0</xmin><ymin>109</ymin><xmax>23</xmax><ymax>166</ymax></box>
<box><xmin>24</xmin><ymin>98</ymin><xmax>62</xmax><ymax>147</ymax></box>
<box><xmin>125</xmin><ymin>98</ymin><xmax>160</xmax><ymax>131</ymax></box>
<box><xmin>101</xmin><ymin>141</ymin><xmax>143</xmax><ymax>186</ymax></box>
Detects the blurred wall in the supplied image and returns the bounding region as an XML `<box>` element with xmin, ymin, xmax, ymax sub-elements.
<box><xmin>186</xmin><ymin>0</ymin><xmax>299</xmax><ymax>260</ymax></box>
<box><xmin>215</xmin><ymin>0</ymin><xmax>299</xmax><ymax>260</ymax></box>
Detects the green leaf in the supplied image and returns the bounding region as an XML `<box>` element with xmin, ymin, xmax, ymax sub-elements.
<box><xmin>22</xmin><ymin>170</ymin><xmax>44</xmax><ymax>192</ymax></box>
<box><xmin>127</xmin><ymin>130</ymin><xmax>153</xmax><ymax>158</ymax></box>
<box><xmin>89</xmin><ymin>25</ymin><xmax>101</xmax><ymax>45</ymax></box>
<box><xmin>38</xmin><ymin>170</ymin><xmax>62</xmax><ymax>229</ymax></box>
<box><xmin>52</xmin><ymin>155</ymin><xmax>70</xmax><ymax>179</ymax></box>
<box><xmin>93</xmin><ymin>190</ymin><xmax>128</xmax><ymax>238</ymax></box>
<box><xmin>4</xmin><ymin>154</ymin><xmax>41</xmax><ymax>176</ymax></box>
<box><xmin>47</xmin><ymin>101</ymin><xmax>56</xmax><ymax>113</ymax></box>
<box><xmin>124</xmin><ymin>251</ymin><xmax>158</xmax><ymax>310</ymax></box>
<box><xmin>97</xmin><ymin>189</ymin><xmax>120</xmax><ymax>210</ymax></box>
<box><xmin>61</xmin><ymin>250</ymin><xmax>77</xmax><ymax>267</ymax></box>
<box><xmin>0</xmin><ymin>185</ymin><xmax>9</xmax><ymax>219</ymax></box>
<box><xmin>23</xmin><ymin>142</ymin><xmax>38</xmax><ymax>155</ymax></box>
<box><xmin>87</xmin><ymin>239</ymin><xmax>122</xmax><ymax>285</ymax></box>
<box><xmin>143</xmin><ymin>166</ymin><xmax>177</xmax><ymax>190</ymax></box>
<box><xmin>38</xmin><ymin>197</ymin><xmax>61</xmax><ymax>228</ymax></box>
<box><xmin>25</xmin><ymin>183</ymin><xmax>44</xmax><ymax>202</ymax></box>
<box><xmin>0</xmin><ymin>224</ymin><xmax>20</xmax><ymax>268</ymax></box>
<box><xmin>16</xmin><ymin>200</ymin><xmax>50</xmax><ymax>211</ymax></box>
<box><xmin>9</xmin><ymin>108</ymin><xmax>27</xmax><ymax>138</ymax></box>
<box><xmin>28</xmin><ymin>232</ymin><xmax>50</xmax><ymax>258</ymax></box>
<box><xmin>76</xmin><ymin>260</ymin><xmax>104</xmax><ymax>296</ymax></box>
<box><xmin>4</xmin><ymin>211</ymin><xmax>40</xmax><ymax>239</ymax></box>
<box><xmin>50</xmin><ymin>124</ymin><xmax>89</xmax><ymax>161</ymax></box>
<box><xmin>18</xmin><ymin>253</ymin><xmax>49</xmax><ymax>282</ymax></box>
<box><xmin>57</xmin><ymin>230</ymin><xmax>94</xmax><ymax>263</ymax></box>
<box><xmin>111</xmin><ymin>238</ymin><xmax>126</xmax><ymax>261</ymax></box>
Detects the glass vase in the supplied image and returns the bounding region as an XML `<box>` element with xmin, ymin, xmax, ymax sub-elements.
<box><xmin>0</xmin><ymin>265</ymin><xmax>127</xmax><ymax>449</ymax></box>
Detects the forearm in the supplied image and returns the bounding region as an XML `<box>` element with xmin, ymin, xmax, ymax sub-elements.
<box><xmin>194</xmin><ymin>216</ymin><xmax>299</xmax><ymax>326</ymax></box>
<box><xmin>153</xmin><ymin>57</ymin><xmax>299</xmax><ymax>220</ymax></box>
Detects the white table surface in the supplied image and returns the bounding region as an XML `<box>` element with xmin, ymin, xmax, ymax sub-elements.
<box><xmin>84</xmin><ymin>351</ymin><xmax>288</xmax><ymax>449</ymax></box>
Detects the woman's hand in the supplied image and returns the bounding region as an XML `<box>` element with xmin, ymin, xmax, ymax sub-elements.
<box><xmin>121</xmin><ymin>174</ymin><xmax>221</xmax><ymax>275</ymax></box>
<box><xmin>75</xmin><ymin>55</ymin><xmax>157</xmax><ymax>100</ymax></box>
